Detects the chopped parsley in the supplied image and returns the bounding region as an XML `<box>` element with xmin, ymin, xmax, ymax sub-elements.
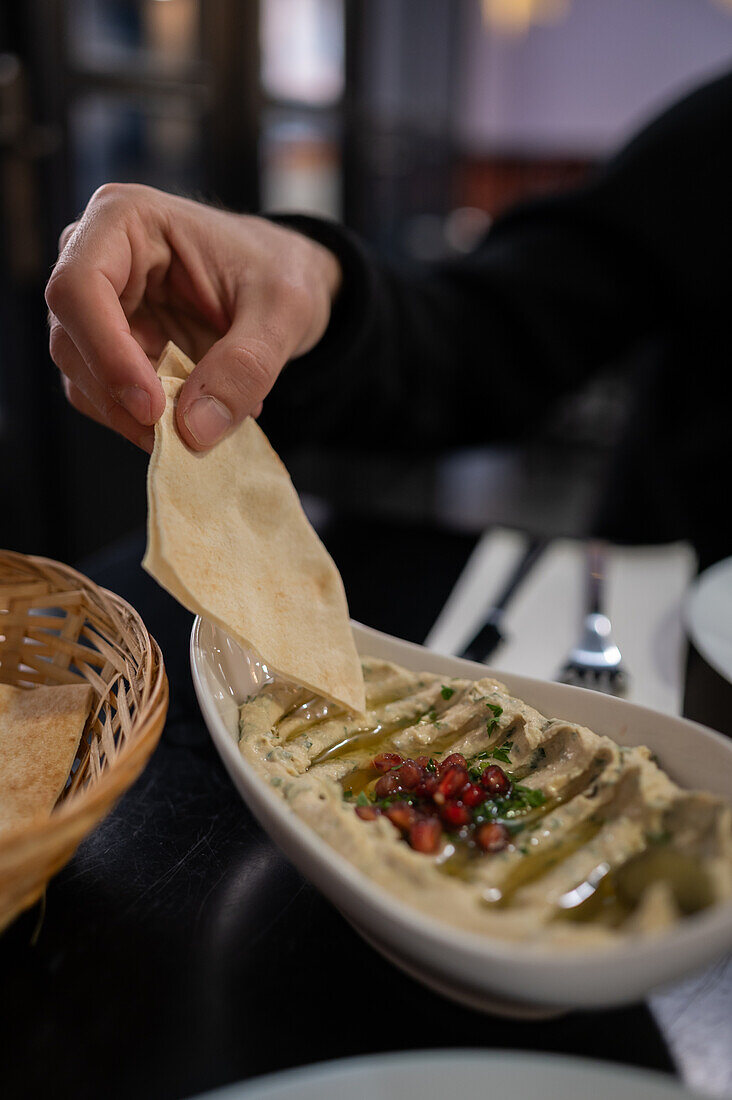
<box><xmin>342</xmin><ymin>790</ymin><xmax>354</xmax><ymax>801</ymax></box>
<box><xmin>469</xmin><ymin>742</ymin><xmax>514</xmax><ymax>776</ymax></box>
<box><xmin>514</xmin><ymin>784</ymin><xmax>546</xmax><ymax>808</ymax></box>
<box><xmin>356</xmin><ymin>791</ymin><xmax>370</xmax><ymax>807</ymax></box>
<box><xmin>474</xmin><ymin>783</ymin><xmax>546</xmax><ymax>823</ymax></box>
<box><xmin>441</xmin><ymin>685</ymin><xmax>455</xmax><ymax>700</ymax></box>
<box><xmin>428</xmin><ymin>708</ymin><xmax>438</xmax><ymax>723</ymax></box>
<box><xmin>486</xmin><ymin>702</ymin><xmax>503</xmax><ymax>717</ymax></box>
<box><xmin>490</xmin><ymin>741</ymin><xmax>513</xmax><ymax>764</ymax></box>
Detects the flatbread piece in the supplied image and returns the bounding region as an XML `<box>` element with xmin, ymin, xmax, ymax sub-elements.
<box><xmin>143</xmin><ymin>342</ymin><xmax>365</xmax><ymax>715</ymax></box>
<box><xmin>0</xmin><ymin>682</ymin><xmax>92</xmax><ymax>837</ymax></box>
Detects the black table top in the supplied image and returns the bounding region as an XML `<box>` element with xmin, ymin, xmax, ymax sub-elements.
<box><xmin>2</xmin><ymin>519</ymin><xmax>731</xmax><ymax>1100</ymax></box>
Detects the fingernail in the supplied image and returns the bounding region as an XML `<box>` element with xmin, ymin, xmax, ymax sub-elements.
<box><xmin>118</xmin><ymin>385</ymin><xmax>152</xmax><ymax>425</ymax></box>
<box><xmin>184</xmin><ymin>396</ymin><xmax>233</xmax><ymax>447</ymax></box>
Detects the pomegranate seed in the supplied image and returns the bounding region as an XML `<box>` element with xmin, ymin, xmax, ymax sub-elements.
<box><xmin>397</xmin><ymin>761</ymin><xmax>421</xmax><ymax>789</ymax></box>
<box><xmin>409</xmin><ymin>818</ymin><xmax>442</xmax><ymax>854</ymax></box>
<box><xmin>475</xmin><ymin>822</ymin><xmax>511</xmax><ymax>852</ymax></box>
<box><xmin>435</xmin><ymin>765</ymin><xmax>468</xmax><ymax>802</ymax></box>
<box><xmin>440</xmin><ymin>801</ymin><xmax>471</xmax><ymax>828</ymax></box>
<box><xmin>421</xmin><ymin>802</ymin><xmax>441</xmax><ymax>818</ymax></box>
<box><xmin>372</xmin><ymin>752</ymin><xmax>402</xmax><ymax>772</ymax></box>
<box><xmin>385</xmin><ymin>801</ymin><xmax>417</xmax><ymax>831</ymax></box>
<box><xmin>414</xmin><ymin>755</ymin><xmax>429</xmax><ymax>769</ymax></box>
<box><xmin>374</xmin><ymin>772</ymin><xmax>403</xmax><ymax>798</ymax></box>
<box><xmin>355</xmin><ymin>804</ymin><xmax>379</xmax><ymax>821</ymax></box>
<box><xmin>440</xmin><ymin>753</ymin><xmax>467</xmax><ymax>772</ymax></box>
<box><xmin>416</xmin><ymin>773</ymin><xmax>439</xmax><ymax>798</ymax></box>
<box><xmin>479</xmin><ymin>764</ymin><xmax>511</xmax><ymax>797</ymax></box>
<box><xmin>461</xmin><ymin>782</ymin><xmax>484</xmax><ymax>807</ymax></box>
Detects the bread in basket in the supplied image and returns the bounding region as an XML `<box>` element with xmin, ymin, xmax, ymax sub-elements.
<box><xmin>0</xmin><ymin>549</ymin><xmax>168</xmax><ymax>931</ymax></box>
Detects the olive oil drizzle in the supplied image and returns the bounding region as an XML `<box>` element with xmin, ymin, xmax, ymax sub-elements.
<box><xmin>312</xmin><ymin>715</ymin><xmax>428</xmax><ymax>768</ymax></box>
<box><xmin>556</xmin><ymin>845</ymin><xmax>715</xmax><ymax>925</ymax></box>
<box><xmin>482</xmin><ymin>818</ymin><xmax>604</xmax><ymax>907</ymax></box>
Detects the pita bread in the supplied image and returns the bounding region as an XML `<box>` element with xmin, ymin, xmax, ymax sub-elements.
<box><xmin>143</xmin><ymin>342</ymin><xmax>365</xmax><ymax>714</ymax></box>
<box><xmin>0</xmin><ymin>682</ymin><xmax>92</xmax><ymax>837</ymax></box>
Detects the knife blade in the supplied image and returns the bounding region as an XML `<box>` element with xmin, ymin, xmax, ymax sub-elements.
<box><xmin>459</xmin><ymin>536</ymin><xmax>548</xmax><ymax>663</ymax></box>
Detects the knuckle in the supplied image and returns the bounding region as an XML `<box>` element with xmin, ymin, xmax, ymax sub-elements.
<box><xmin>64</xmin><ymin>380</ymin><xmax>84</xmax><ymax>413</ymax></box>
<box><xmin>44</xmin><ymin>270</ymin><xmax>68</xmax><ymax>314</ymax></box>
<box><xmin>58</xmin><ymin>221</ymin><xmax>79</xmax><ymax>253</ymax></box>
<box><xmin>228</xmin><ymin>342</ymin><xmax>275</xmax><ymax>395</ymax></box>
<box><xmin>283</xmin><ymin>277</ymin><xmax>313</xmax><ymax>326</ymax></box>
<box><xmin>89</xmin><ymin>181</ymin><xmax>135</xmax><ymax>208</ymax></box>
<box><xmin>48</xmin><ymin>321</ymin><xmax>69</xmax><ymax>365</ymax></box>
<box><xmin>269</xmin><ymin>270</ymin><xmax>312</xmax><ymax>318</ymax></box>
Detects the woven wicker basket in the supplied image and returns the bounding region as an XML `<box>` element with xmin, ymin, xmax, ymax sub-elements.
<box><xmin>0</xmin><ymin>549</ymin><xmax>168</xmax><ymax>931</ymax></box>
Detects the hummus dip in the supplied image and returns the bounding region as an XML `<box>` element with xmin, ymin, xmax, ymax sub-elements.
<box><xmin>238</xmin><ymin>657</ymin><xmax>732</xmax><ymax>947</ymax></box>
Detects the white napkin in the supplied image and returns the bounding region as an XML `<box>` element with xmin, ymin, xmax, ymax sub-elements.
<box><xmin>426</xmin><ymin>529</ymin><xmax>696</xmax><ymax>716</ymax></box>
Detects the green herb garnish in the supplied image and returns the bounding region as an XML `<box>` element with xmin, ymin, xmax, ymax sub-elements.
<box><xmin>513</xmin><ymin>783</ymin><xmax>546</xmax><ymax>808</ymax></box>
<box><xmin>356</xmin><ymin>791</ymin><xmax>371</xmax><ymax>807</ymax></box>
<box><xmin>490</xmin><ymin>741</ymin><xmax>513</xmax><ymax>764</ymax></box>
<box><xmin>343</xmin><ymin>790</ymin><xmax>354</xmax><ymax>801</ymax></box>
<box><xmin>473</xmin><ymin>783</ymin><xmax>546</xmax><ymax>824</ymax></box>
<box><xmin>441</xmin><ymin>685</ymin><xmax>455</xmax><ymax>700</ymax></box>
<box><xmin>486</xmin><ymin>702</ymin><xmax>503</xmax><ymax>717</ymax></box>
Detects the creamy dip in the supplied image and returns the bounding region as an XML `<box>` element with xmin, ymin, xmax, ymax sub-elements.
<box><xmin>238</xmin><ymin>657</ymin><xmax>732</xmax><ymax>947</ymax></box>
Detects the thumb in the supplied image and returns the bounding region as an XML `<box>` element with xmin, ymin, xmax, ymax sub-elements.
<box><xmin>175</xmin><ymin>324</ymin><xmax>287</xmax><ymax>451</ymax></box>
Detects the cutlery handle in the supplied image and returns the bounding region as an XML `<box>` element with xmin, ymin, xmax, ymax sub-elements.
<box><xmin>587</xmin><ymin>540</ymin><xmax>606</xmax><ymax>617</ymax></box>
<box><xmin>459</xmin><ymin>537</ymin><xmax>548</xmax><ymax>663</ymax></box>
<box><xmin>460</xmin><ymin>615</ymin><xmax>503</xmax><ymax>663</ymax></box>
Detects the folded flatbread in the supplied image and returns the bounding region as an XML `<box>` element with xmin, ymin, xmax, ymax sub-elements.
<box><xmin>143</xmin><ymin>342</ymin><xmax>365</xmax><ymax>715</ymax></box>
<box><xmin>0</xmin><ymin>682</ymin><xmax>92</xmax><ymax>837</ymax></box>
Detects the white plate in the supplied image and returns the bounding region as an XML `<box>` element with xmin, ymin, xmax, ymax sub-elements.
<box><xmin>190</xmin><ymin>618</ymin><xmax>732</xmax><ymax>1015</ymax></box>
<box><xmin>685</xmin><ymin>556</ymin><xmax>732</xmax><ymax>685</ymax></box>
<box><xmin>191</xmin><ymin>1051</ymin><xmax>703</xmax><ymax>1100</ymax></box>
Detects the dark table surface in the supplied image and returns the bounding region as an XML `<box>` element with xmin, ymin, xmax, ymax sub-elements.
<box><xmin>2</xmin><ymin>518</ymin><xmax>731</xmax><ymax>1100</ymax></box>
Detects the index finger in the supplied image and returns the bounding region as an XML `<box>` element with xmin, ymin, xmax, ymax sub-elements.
<box><xmin>45</xmin><ymin>220</ymin><xmax>165</xmax><ymax>426</ymax></box>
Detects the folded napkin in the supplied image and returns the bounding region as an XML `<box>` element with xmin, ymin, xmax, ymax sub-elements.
<box><xmin>426</xmin><ymin>529</ymin><xmax>696</xmax><ymax>716</ymax></box>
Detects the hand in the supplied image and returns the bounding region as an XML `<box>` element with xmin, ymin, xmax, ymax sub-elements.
<box><xmin>46</xmin><ymin>184</ymin><xmax>341</xmax><ymax>452</ymax></box>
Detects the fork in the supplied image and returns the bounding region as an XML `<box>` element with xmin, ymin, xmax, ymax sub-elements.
<box><xmin>557</xmin><ymin>541</ymin><xmax>629</xmax><ymax>696</ymax></box>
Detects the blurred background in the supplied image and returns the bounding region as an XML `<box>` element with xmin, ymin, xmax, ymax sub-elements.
<box><xmin>2</xmin><ymin>0</ymin><xmax>732</xmax><ymax>564</ymax></box>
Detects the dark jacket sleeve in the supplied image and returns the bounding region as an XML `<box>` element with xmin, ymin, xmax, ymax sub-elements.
<box><xmin>264</xmin><ymin>70</ymin><xmax>731</xmax><ymax>451</ymax></box>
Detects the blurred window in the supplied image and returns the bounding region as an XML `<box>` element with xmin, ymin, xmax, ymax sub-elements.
<box><xmin>261</xmin><ymin>0</ymin><xmax>344</xmax><ymax>105</ymax></box>
<box><xmin>261</xmin><ymin>108</ymin><xmax>341</xmax><ymax>218</ymax></box>
<box><xmin>259</xmin><ymin>0</ymin><xmax>344</xmax><ymax>218</ymax></box>
<box><xmin>68</xmin><ymin>0</ymin><xmax>201</xmax><ymax>71</ymax></box>
<box><xmin>69</xmin><ymin>92</ymin><xmax>204</xmax><ymax>208</ymax></box>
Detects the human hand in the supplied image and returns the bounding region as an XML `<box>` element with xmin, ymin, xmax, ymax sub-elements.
<box><xmin>46</xmin><ymin>184</ymin><xmax>341</xmax><ymax>452</ymax></box>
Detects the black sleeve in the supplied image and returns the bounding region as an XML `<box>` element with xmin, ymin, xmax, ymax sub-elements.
<box><xmin>263</xmin><ymin>69</ymin><xmax>732</xmax><ymax>451</ymax></box>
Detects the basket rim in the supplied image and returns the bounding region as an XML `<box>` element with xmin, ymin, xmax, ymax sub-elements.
<box><xmin>0</xmin><ymin>548</ymin><xmax>169</xmax><ymax>861</ymax></box>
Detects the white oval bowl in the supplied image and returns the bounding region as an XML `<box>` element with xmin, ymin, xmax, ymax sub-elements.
<box><xmin>190</xmin><ymin>617</ymin><xmax>732</xmax><ymax>1015</ymax></box>
<box><xmin>193</xmin><ymin>1051</ymin><xmax>702</xmax><ymax>1100</ymax></box>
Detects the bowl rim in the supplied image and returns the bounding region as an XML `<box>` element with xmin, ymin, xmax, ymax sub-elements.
<box><xmin>190</xmin><ymin>615</ymin><xmax>732</xmax><ymax>979</ymax></box>
<box><xmin>200</xmin><ymin>1048</ymin><xmax>700</xmax><ymax>1100</ymax></box>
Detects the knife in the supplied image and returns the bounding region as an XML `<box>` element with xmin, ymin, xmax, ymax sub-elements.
<box><xmin>459</xmin><ymin>536</ymin><xmax>549</xmax><ymax>663</ymax></box>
